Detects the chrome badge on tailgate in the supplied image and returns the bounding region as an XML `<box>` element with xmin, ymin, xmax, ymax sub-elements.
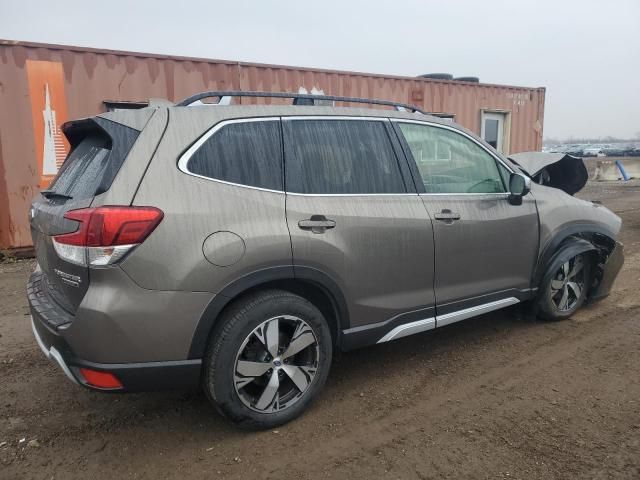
<box><xmin>54</xmin><ymin>269</ymin><xmax>82</xmax><ymax>287</ymax></box>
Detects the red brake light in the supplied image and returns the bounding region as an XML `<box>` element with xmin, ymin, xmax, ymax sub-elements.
<box><xmin>79</xmin><ymin>368</ymin><xmax>123</xmax><ymax>389</ymax></box>
<box><xmin>56</xmin><ymin>206</ymin><xmax>164</xmax><ymax>246</ymax></box>
<box><xmin>55</xmin><ymin>209</ymin><xmax>93</xmax><ymax>246</ymax></box>
<box><xmin>52</xmin><ymin>206</ymin><xmax>163</xmax><ymax>267</ymax></box>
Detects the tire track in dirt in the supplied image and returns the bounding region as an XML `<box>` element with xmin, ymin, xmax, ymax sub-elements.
<box><xmin>246</xmin><ymin>301</ymin><xmax>640</xmax><ymax>479</ymax></box>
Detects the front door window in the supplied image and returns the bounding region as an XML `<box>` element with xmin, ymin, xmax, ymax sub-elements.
<box><xmin>397</xmin><ymin>122</ymin><xmax>507</xmax><ymax>194</ymax></box>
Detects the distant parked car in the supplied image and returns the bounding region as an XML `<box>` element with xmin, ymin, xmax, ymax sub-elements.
<box><xmin>604</xmin><ymin>145</ymin><xmax>639</xmax><ymax>157</ymax></box>
<box><xmin>554</xmin><ymin>144</ymin><xmax>585</xmax><ymax>157</ymax></box>
<box><xmin>583</xmin><ymin>147</ymin><xmax>606</xmax><ymax>157</ymax></box>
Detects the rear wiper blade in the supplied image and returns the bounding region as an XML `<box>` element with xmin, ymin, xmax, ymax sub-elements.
<box><xmin>41</xmin><ymin>190</ymin><xmax>73</xmax><ymax>200</ymax></box>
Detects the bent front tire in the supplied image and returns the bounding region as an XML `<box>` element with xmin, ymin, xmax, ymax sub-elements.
<box><xmin>203</xmin><ymin>290</ymin><xmax>332</xmax><ymax>429</ymax></box>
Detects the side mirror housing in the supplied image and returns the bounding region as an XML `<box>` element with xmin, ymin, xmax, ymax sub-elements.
<box><xmin>508</xmin><ymin>172</ymin><xmax>531</xmax><ymax>206</ymax></box>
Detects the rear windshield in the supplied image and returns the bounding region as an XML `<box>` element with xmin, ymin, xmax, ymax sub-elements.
<box><xmin>47</xmin><ymin>134</ymin><xmax>112</xmax><ymax>199</ymax></box>
<box><xmin>47</xmin><ymin>118</ymin><xmax>140</xmax><ymax>200</ymax></box>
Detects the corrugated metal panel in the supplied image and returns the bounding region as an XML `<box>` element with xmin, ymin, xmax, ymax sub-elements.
<box><xmin>0</xmin><ymin>39</ymin><xmax>545</xmax><ymax>249</ymax></box>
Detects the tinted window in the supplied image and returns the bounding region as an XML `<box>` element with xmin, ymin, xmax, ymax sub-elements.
<box><xmin>48</xmin><ymin>134</ymin><xmax>112</xmax><ymax>199</ymax></box>
<box><xmin>398</xmin><ymin>123</ymin><xmax>506</xmax><ymax>194</ymax></box>
<box><xmin>49</xmin><ymin>120</ymin><xmax>141</xmax><ymax>199</ymax></box>
<box><xmin>285</xmin><ymin>120</ymin><xmax>406</xmax><ymax>194</ymax></box>
<box><xmin>497</xmin><ymin>162</ymin><xmax>511</xmax><ymax>187</ymax></box>
<box><xmin>188</xmin><ymin>120</ymin><xmax>283</xmax><ymax>190</ymax></box>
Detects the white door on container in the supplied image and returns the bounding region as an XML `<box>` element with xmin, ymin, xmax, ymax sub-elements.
<box><xmin>481</xmin><ymin>112</ymin><xmax>505</xmax><ymax>153</ymax></box>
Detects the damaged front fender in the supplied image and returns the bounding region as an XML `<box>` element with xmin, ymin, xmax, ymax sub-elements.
<box><xmin>589</xmin><ymin>240</ymin><xmax>624</xmax><ymax>301</ymax></box>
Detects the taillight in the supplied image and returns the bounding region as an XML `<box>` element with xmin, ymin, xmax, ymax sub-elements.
<box><xmin>52</xmin><ymin>206</ymin><xmax>163</xmax><ymax>266</ymax></box>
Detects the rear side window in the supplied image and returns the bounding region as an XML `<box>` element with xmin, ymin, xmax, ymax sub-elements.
<box><xmin>48</xmin><ymin>134</ymin><xmax>112</xmax><ymax>199</ymax></box>
<box><xmin>285</xmin><ymin>120</ymin><xmax>406</xmax><ymax>194</ymax></box>
<box><xmin>187</xmin><ymin>120</ymin><xmax>283</xmax><ymax>191</ymax></box>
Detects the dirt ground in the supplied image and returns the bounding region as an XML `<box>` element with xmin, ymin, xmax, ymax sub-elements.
<box><xmin>1</xmin><ymin>180</ymin><xmax>639</xmax><ymax>480</ymax></box>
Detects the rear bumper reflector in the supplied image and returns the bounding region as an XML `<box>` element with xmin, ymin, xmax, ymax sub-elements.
<box><xmin>79</xmin><ymin>368</ymin><xmax>123</xmax><ymax>390</ymax></box>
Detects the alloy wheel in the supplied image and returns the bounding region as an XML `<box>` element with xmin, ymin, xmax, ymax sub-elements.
<box><xmin>550</xmin><ymin>255</ymin><xmax>586</xmax><ymax>312</ymax></box>
<box><xmin>233</xmin><ymin>315</ymin><xmax>319</xmax><ymax>413</ymax></box>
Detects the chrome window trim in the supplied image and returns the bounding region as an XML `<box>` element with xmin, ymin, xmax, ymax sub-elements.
<box><xmin>391</xmin><ymin>118</ymin><xmax>515</xmax><ymax>195</ymax></box>
<box><xmin>177</xmin><ymin>117</ymin><xmax>285</xmax><ymax>194</ymax></box>
<box><xmin>282</xmin><ymin>115</ymin><xmax>389</xmax><ymax>122</ymax></box>
<box><xmin>418</xmin><ymin>192</ymin><xmax>510</xmax><ymax>197</ymax></box>
<box><xmin>177</xmin><ymin>115</ymin><xmax>511</xmax><ymax>197</ymax></box>
<box><xmin>287</xmin><ymin>192</ymin><xmax>417</xmax><ymax>197</ymax></box>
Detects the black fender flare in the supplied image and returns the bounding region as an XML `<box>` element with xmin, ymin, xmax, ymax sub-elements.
<box><xmin>536</xmin><ymin>238</ymin><xmax>597</xmax><ymax>296</ymax></box>
<box><xmin>187</xmin><ymin>265</ymin><xmax>349</xmax><ymax>359</ymax></box>
<box><xmin>532</xmin><ymin>222</ymin><xmax>616</xmax><ymax>290</ymax></box>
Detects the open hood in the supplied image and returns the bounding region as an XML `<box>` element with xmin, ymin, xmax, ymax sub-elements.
<box><xmin>509</xmin><ymin>152</ymin><xmax>588</xmax><ymax>195</ymax></box>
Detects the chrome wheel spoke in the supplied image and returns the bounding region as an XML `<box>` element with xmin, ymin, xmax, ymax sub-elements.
<box><xmin>550</xmin><ymin>254</ymin><xmax>586</xmax><ymax>312</ymax></box>
<box><xmin>550</xmin><ymin>279</ymin><xmax>564</xmax><ymax>291</ymax></box>
<box><xmin>236</xmin><ymin>360</ymin><xmax>271</xmax><ymax>378</ymax></box>
<box><xmin>234</xmin><ymin>360</ymin><xmax>271</xmax><ymax>390</ymax></box>
<box><xmin>282</xmin><ymin>321</ymin><xmax>315</xmax><ymax>359</ymax></box>
<box><xmin>255</xmin><ymin>370</ymin><xmax>280</xmax><ymax>411</ymax></box>
<box><xmin>281</xmin><ymin>365</ymin><xmax>315</xmax><ymax>393</ymax></box>
<box><xmin>558</xmin><ymin>285</ymin><xmax>570</xmax><ymax>310</ymax></box>
<box><xmin>569</xmin><ymin>257</ymin><xmax>583</xmax><ymax>279</ymax></box>
<box><xmin>567</xmin><ymin>281</ymin><xmax>582</xmax><ymax>299</ymax></box>
<box><xmin>234</xmin><ymin>315</ymin><xmax>320</xmax><ymax>414</ymax></box>
<box><xmin>255</xmin><ymin>318</ymin><xmax>280</xmax><ymax>358</ymax></box>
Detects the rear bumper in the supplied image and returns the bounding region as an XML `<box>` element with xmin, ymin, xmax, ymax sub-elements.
<box><xmin>27</xmin><ymin>267</ymin><xmax>204</xmax><ymax>392</ymax></box>
<box><xmin>31</xmin><ymin>316</ymin><xmax>79</xmax><ymax>385</ymax></box>
<box><xmin>30</xmin><ymin>314</ymin><xmax>202</xmax><ymax>392</ymax></box>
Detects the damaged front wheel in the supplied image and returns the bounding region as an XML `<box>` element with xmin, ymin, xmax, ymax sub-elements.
<box><xmin>537</xmin><ymin>252</ymin><xmax>592</xmax><ymax>321</ymax></box>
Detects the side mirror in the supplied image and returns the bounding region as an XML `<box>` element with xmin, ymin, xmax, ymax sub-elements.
<box><xmin>508</xmin><ymin>172</ymin><xmax>531</xmax><ymax>206</ymax></box>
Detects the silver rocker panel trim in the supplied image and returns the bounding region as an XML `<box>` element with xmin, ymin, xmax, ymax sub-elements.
<box><xmin>377</xmin><ymin>297</ymin><xmax>520</xmax><ymax>343</ymax></box>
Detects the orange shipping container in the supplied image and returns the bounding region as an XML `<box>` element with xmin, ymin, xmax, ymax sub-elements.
<box><xmin>0</xmin><ymin>39</ymin><xmax>545</xmax><ymax>250</ymax></box>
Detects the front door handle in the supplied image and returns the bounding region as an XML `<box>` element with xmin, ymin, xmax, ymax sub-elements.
<box><xmin>298</xmin><ymin>215</ymin><xmax>336</xmax><ymax>234</ymax></box>
<box><xmin>434</xmin><ymin>209</ymin><xmax>461</xmax><ymax>222</ymax></box>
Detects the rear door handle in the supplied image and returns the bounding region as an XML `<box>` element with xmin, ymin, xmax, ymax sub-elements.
<box><xmin>298</xmin><ymin>215</ymin><xmax>336</xmax><ymax>234</ymax></box>
<box><xmin>434</xmin><ymin>209</ymin><xmax>461</xmax><ymax>222</ymax></box>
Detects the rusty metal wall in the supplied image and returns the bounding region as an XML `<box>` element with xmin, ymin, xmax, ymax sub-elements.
<box><xmin>0</xmin><ymin>40</ymin><xmax>545</xmax><ymax>249</ymax></box>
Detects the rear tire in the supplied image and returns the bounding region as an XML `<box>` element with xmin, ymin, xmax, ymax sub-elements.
<box><xmin>537</xmin><ymin>252</ymin><xmax>592</xmax><ymax>321</ymax></box>
<box><xmin>203</xmin><ymin>289</ymin><xmax>332</xmax><ymax>429</ymax></box>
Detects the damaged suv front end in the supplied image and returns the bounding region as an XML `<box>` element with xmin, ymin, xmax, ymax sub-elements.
<box><xmin>510</xmin><ymin>151</ymin><xmax>624</xmax><ymax>303</ymax></box>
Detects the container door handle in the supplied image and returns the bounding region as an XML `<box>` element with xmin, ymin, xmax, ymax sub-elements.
<box><xmin>298</xmin><ymin>215</ymin><xmax>336</xmax><ymax>234</ymax></box>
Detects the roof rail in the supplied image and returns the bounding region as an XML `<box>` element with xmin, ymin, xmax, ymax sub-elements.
<box><xmin>175</xmin><ymin>91</ymin><xmax>425</xmax><ymax>114</ymax></box>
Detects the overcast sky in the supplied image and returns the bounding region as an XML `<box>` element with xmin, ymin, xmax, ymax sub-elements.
<box><xmin>1</xmin><ymin>0</ymin><xmax>638</xmax><ymax>140</ymax></box>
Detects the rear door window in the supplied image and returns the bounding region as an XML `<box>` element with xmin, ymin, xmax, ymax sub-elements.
<box><xmin>186</xmin><ymin>120</ymin><xmax>283</xmax><ymax>191</ymax></box>
<box><xmin>284</xmin><ymin>119</ymin><xmax>406</xmax><ymax>194</ymax></box>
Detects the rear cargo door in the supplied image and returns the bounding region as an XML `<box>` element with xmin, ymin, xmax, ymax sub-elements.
<box><xmin>30</xmin><ymin>118</ymin><xmax>140</xmax><ymax>314</ymax></box>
